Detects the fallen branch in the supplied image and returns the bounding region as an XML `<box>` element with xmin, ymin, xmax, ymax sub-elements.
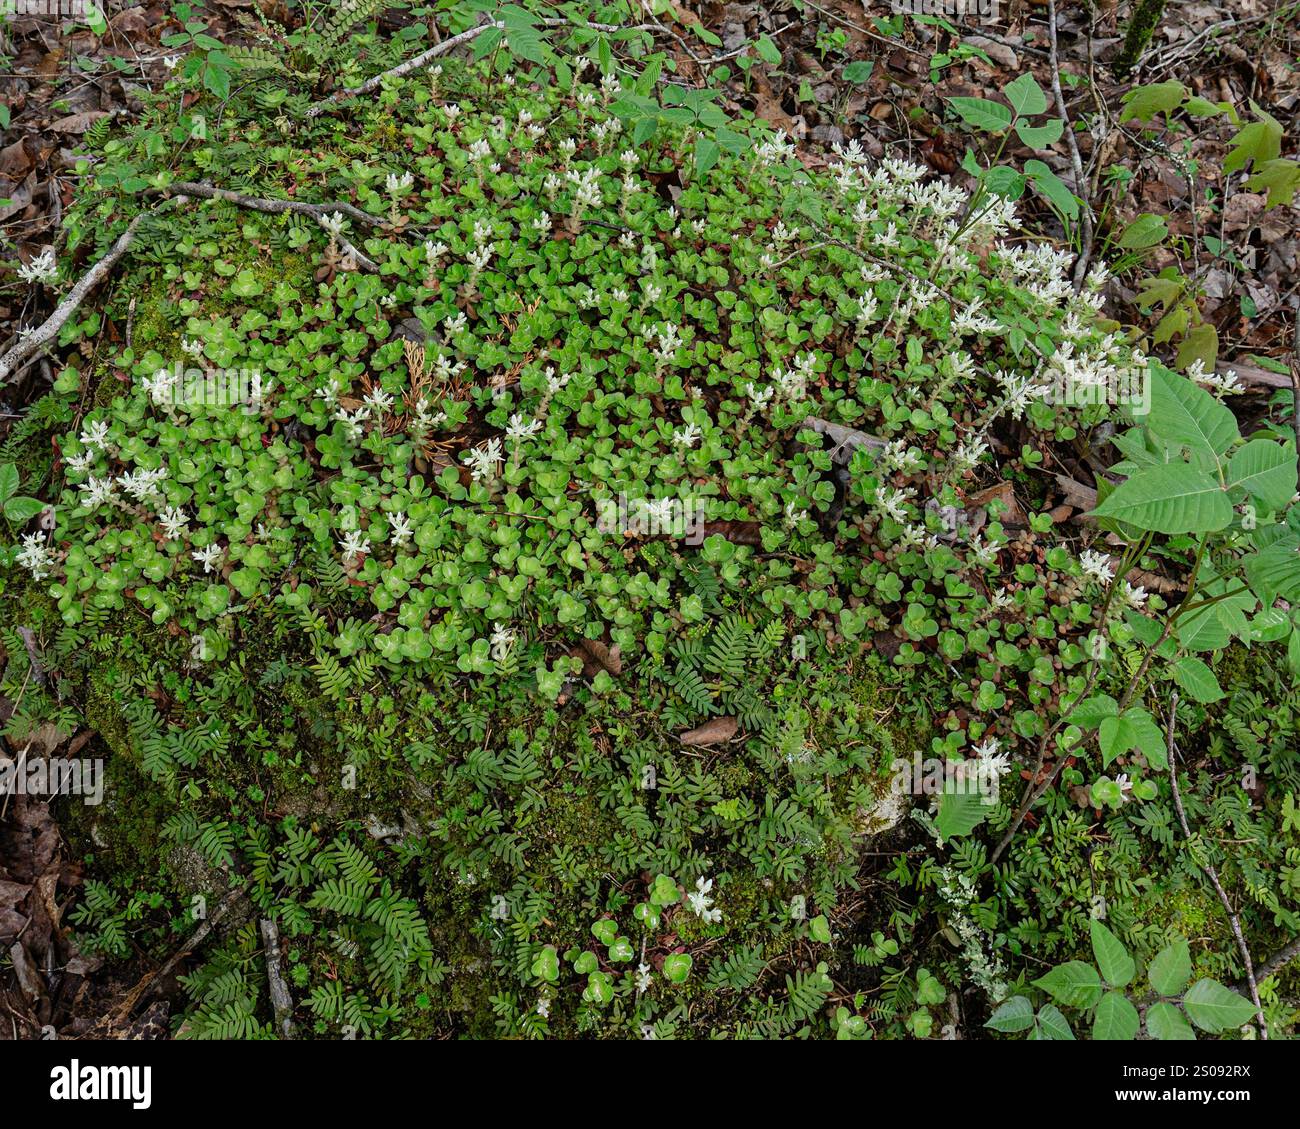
<box><xmin>0</xmin><ymin>210</ymin><xmax>155</xmax><ymax>386</ymax></box>
<box><xmin>1224</xmin><ymin>360</ymin><xmax>1292</xmax><ymax>391</ymax></box>
<box><xmin>1290</xmin><ymin>311</ymin><xmax>1300</xmax><ymax>494</ymax></box>
<box><xmin>162</xmin><ymin>181</ymin><xmax>386</xmax><ymax>229</ymax></box>
<box><xmin>1252</xmin><ymin>935</ymin><xmax>1300</xmax><ymax>984</ymax></box>
<box><xmin>1048</xmin><ymin>0</ymin><xmax>1095</xmax><ymax>290</ymax></box>
<box><xmin>259</xmin><ymin>917</ymin><xmax>297</xmax><ymax>1039</ymax></box>
<box><xmin>1</xmin><ymin>183</ymin><xmax>388</xmax><ymax>382</ymax></box>
<box><xmin>157</xmin><ymin>182</ymin><xmax>380</xmax><ymax>271</ymax></box>
<box><xmin>1166</xmin><ymin>692</ymin><xmax>1268</xmax><ymax>1039</ymax></box>
<box><xmin>305</xmin><ymin>18</ymin><xmax>656</xmax><ymax>118</ymax></box>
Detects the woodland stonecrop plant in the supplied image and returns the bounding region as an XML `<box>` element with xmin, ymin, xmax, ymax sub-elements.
<box><xmin>30</xmin><ymin>47</ymin><xmax>1143</xmax><ymax>754</ymax></box>
<box><xmin>7</xmin><ymin>5</ymin><xmax>1295</xmax><ymax>1039</ymax></box>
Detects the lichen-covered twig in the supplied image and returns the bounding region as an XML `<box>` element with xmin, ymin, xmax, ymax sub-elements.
<box><xmin>305</xmin><ymin>17</ymin><xmax>655</xmax><ymax>119</ymax></box>
<box><xmin>165</xmin><ymin>181</ymin><xmax>386</xmax><ymax>229</ymax></box>
<box><xmin>1048</xmin><ymin>0</ymin><xmax>1095</xmax><ymax>290</ymax></box>
<box><xmin>260</xmin><ymin>917</ymin><xmax>297</xmax><ymax>1039</ymax></box>
<box><xmin>156</xmin><ymin>182</ymin><xmax>381</xmax><ymax>271</ymax></box>
<box><xmin>1166</xmin><ymin>692</ymin><xmax>1268</xmax><ymax>1039</ymax></box>
<box><xmin>0</xmin><ymin>210</ymin><xmax>154</xmax><ymax>385</ymax></box>
<box><xmin>1</xmin><ymin>180</ymin><xmax>392</xmax><ymax>384</ymax></box>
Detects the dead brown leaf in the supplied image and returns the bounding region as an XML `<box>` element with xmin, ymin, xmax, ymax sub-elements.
<box><xmin>46</xmin><ymin>111</ymin><xmax>110</xmax><ymax>135</ymax></box>
<box><xmin>679</xmin><ymin>716</ymin><xmax>738</xmax><ymax>746</ymax></box>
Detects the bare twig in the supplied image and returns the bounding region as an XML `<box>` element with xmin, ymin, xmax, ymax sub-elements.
<box><xmin>97</xmin><ymin>888</ymin><xmax>245</xmax><ymax>1030</ymax></box>
<box><xmin>1290</xmin><ymin>311</ymin><xmax>1300</xmax><ymax>494</ymax></box>
<box><xmin>1047</xmin><ymin>0</ymin><xmax>1095</xmax><ymax>290</ymax></box>
<box><xmin>0</xmin><ymin>210</ymin><xmax>155</xmax><ymax>385</ymax></box>
<box><xmin>305</xmin><ymin>17</ymin><xmax>656</xmax><ymax>118</ymax></box>
<box><xmin>1166</xmin><ymin>692</ymin><xmax>1268</xmax><ymax>1038</ymax></box>
<box><xmin>1</xmin><ymin>178</ymin><xmax>394</xmax><ymax>384</ymax></box>
<box><xmin>259</xmin><ymin>917</ymin><xmax>297</xmax><ymax>1039</ymax></box>
<box><xmin>164</xmin><ymin>182</ymin><xmax>386</xmax><ymax>229</ymax></box>
<box><xmin>16</xmin><ymin>627</ymin><xmax>47</xmax><ymax>688</ymax></box>
<box><xmin>1252</xmin><ymin>935</ymin><xmax>1300</xmax><ymax>984</ymax></box>
<box><xmin>156</xmin><ymin>181</ymin><xmax>381</xmax><ymax>270</ymax></box>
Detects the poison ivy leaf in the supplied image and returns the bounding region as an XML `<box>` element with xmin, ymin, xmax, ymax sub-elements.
<box><xmin>1182</xmin><ymin>979</ymin><xmax>1257</xmax><ymax>1033</ymax></box>
<box><xmin>1135</xmin><ymin>274</ymin><xmax>1184</xmax><ymax>312</ymax></box>
<box><xmin>1118</xmin><ymin>214</ymin><xmax>1168</xmax><ymax>250</ymax></box>
<box><xmin>1034</xmin><ymin>1004</ymin><xmax>1076</xmax><ymax>1040</ymax></box>
<box><xmin>1090</xmin><ymin>919</ymin><xmax>1135</xmax><ymax>988</ymax></box>
<box><xmin>695</xmin><ymin>136</ymin><xmax>720</xmax><ymax>176</ymax></box>
<box><xmin>843</xmin><ymin>61</ymin><xmax>874</xmax><ymax>84</ymax></box>
<box><xmin>1184</xmin><ymin>95</ymin><xmax>1230</xmax><ymax>119</ymax></box>
<box><xmin>1146</xmin><ymin>1001</ymin><xmax>1196</xmax><ymax>1040</ymax></box>
<box><xmin>755</xmin><ymin>35</ymin><xmax>781</xmax><ymax>65</ymax></box>
<box><xmin>1176</xmin><ymin>323</ymin><xmax>1219</xmax><ymax>374</ymax></box>
<box><xmin>1171</xmin><ymin>656</ymin><xmax>1225</xmax><ymax>703</ymax></box>
<box><xmin>1067</xmin><ymin>694</ymin><xmax>1119</xmax><ymax>729</ymax></box>
<box><xmin>1015</xmin><ymin>119</ymin><xmax>1063</xmax><ymax>148</ymax></box>
<box><xmin>981</xmin><ymin>166</ymin><xmax>1026</xmax><ymax>199</ymax></box>
<box><xmin>1004</xmin><ymin>72</ymin><xmax>1048</xmax><ymax>117</ymax></box>
<box><xmin>1033</xmin><ymin>961</ymin><xmax>1103</xmax><ymax>1008</ymax></box>
<box><xmin>0</xmin><ymin>464</ymin><xmax>18</xmax><ymax>502</ymax></box>
<box><xmin>1243</xmin><ymin>535</ymin><xmax>1300</xmax><ymax>606</ymax></box>
<box><xmin>1223</xmin><ymin>103</ymin><xmax>1283</xmax><ymax>175</ymax></box>
<box><xmin>1176</xmin><ymin>577</ymin><xmax>1258</xmax><ymax>651</ymax></box>
<box><xmin>1147</xmin><ymin>362</ymin><xmax>1239</xmax><ymax>456</ymax></box>
<box><xmin>1091</xmin><ymin>463</ymin><xmax>1232</xmax><ymax>535</ymax></box>
<box><xmin>1024</xmin><ymin>159</ymin><xmax>1079</xmax><ymax>219</ymax></box>
<box><xmin>985</xmin><ymin>995</ymin><xmax>1035</xmax><ymax>1033</ymax></box>
<box><xmin>1093</xmin><ymin>990</ymin><xmax>1140</xmax><ymax>1040</ymax></box>
<box><xmin>1228</xmin><ymin>439</ymin><xmax>1297</xmax><ymax>512</ymax></box>
<box><xmin>1245</xmin><ymin>158</ymin><xmax>1300</xmax><ymax>208</ymax></box>
<box><xmin>1148</xmin><ymin>937</ymin><xmax>1191</xmax><ymax>997</ymax></box>
<box><xmin>949</xmin><ymin>97</ymin><xmax>1013</xmax><ymax>133</ymax></box>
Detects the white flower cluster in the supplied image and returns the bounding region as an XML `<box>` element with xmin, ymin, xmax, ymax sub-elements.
<box><xmin>1079</xmin><ymin>549</ymin><xmax>1114</xmax><ymax>585</ymax></box>
<box><xmin>463</xmin><ymin>436</ymin><xmax>503</xmax><ymax>484</ymax></box>
<box><xmin>17</xmin><ymin>247</ymin><xmax>58</xmax><ymax>286</ymax></box>
<box><xmin>772</xmin><ymin>352</ymin><xmax>817</xmax><ymax>403</ymax></box>
<box><xmin>1186</xmin><ymin>357</ymin><xmax>1245</xmax><ymax>396</ymax></box>
<box><xmin>489</xmin><ymin>622</ymin><xmax>516</xmax><ymax>662</ymax></box>
<box><xmin>17</xmin><ymin>533</ymin><xmax>56</xmax><ymax>580</ymax></box>
<box><xmin>338</xmin><ymin>529</ymin><xmax>371</xmax><ymax>566</ymax></box>
<box><xmin>687</xmin><ymin>876</ymin><xmax>722</xmax><ymax>924</ymax></box>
